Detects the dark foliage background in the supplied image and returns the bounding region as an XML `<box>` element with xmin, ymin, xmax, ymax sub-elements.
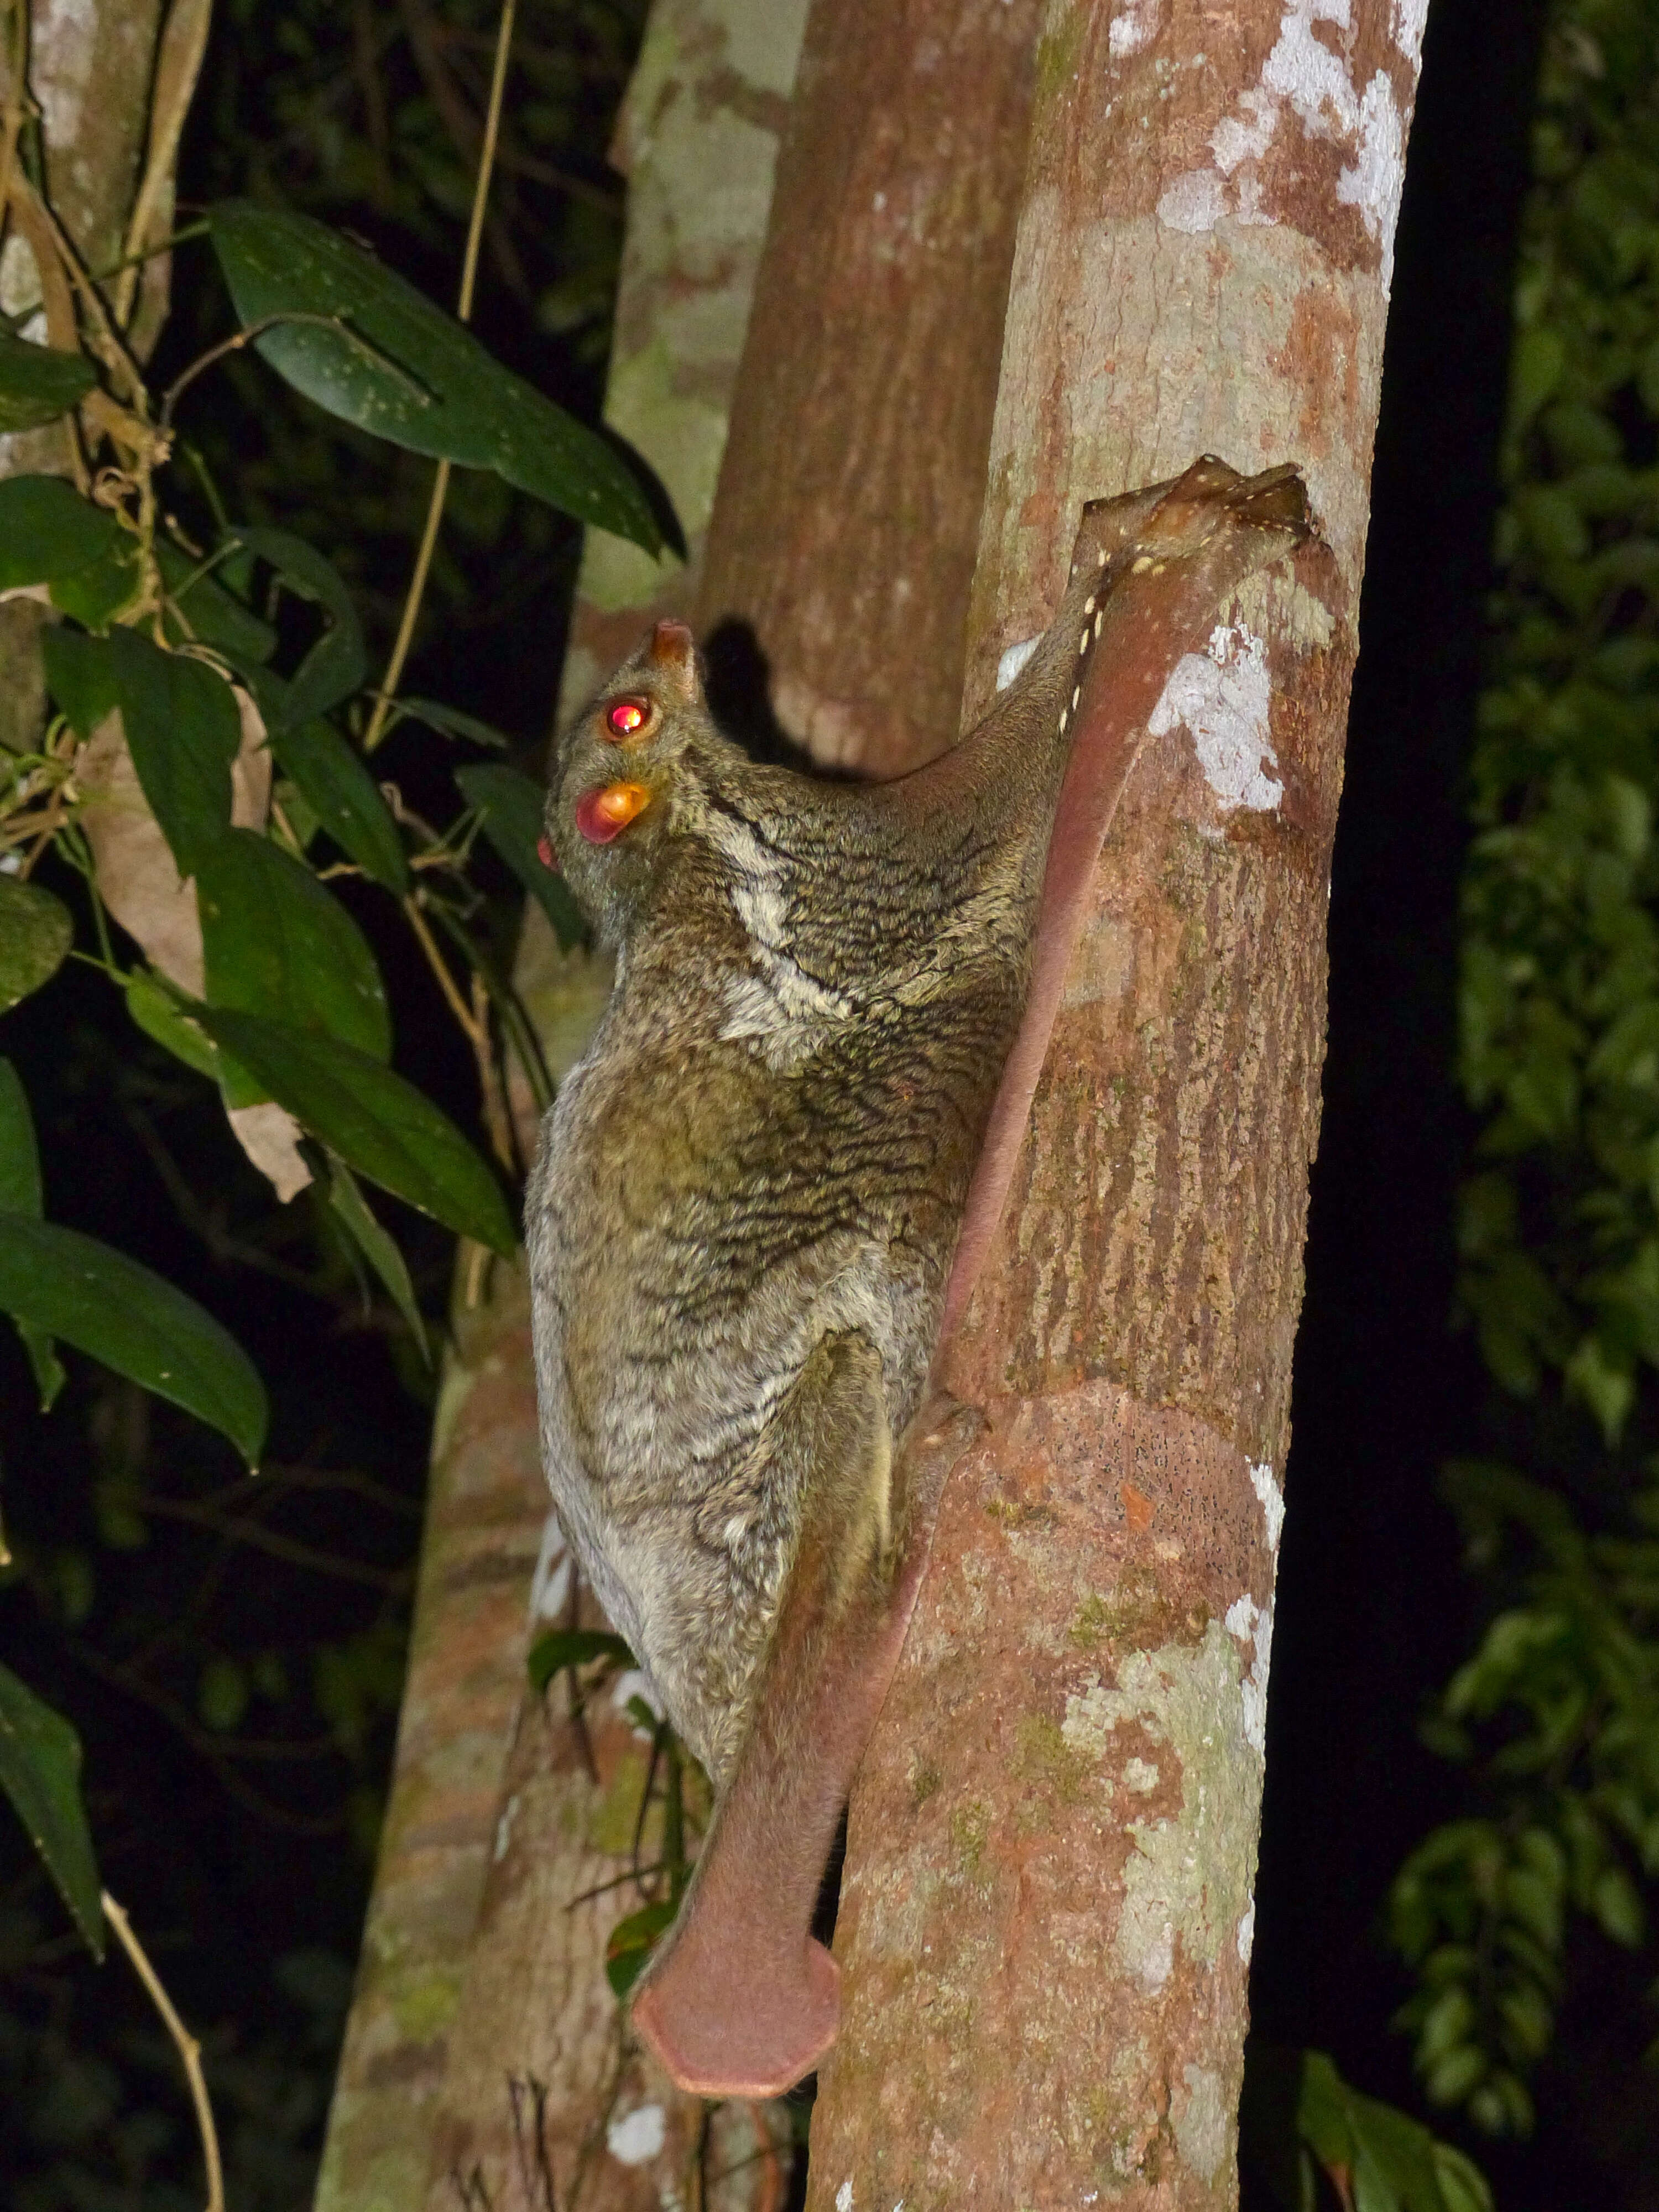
<box><xmin>4</xmin><ymin>1</ymin><xmax>1658</xmax><ymax>2208</ymax></box>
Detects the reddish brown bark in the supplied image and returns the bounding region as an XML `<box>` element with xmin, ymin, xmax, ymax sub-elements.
<box><xmin>696</xmin><ymin>0</ymin><xmax>1046</xmax><ymax>774</ymax></box>
<box><xmin>804</xmin><ymin>2</ymin><xmax>1425</xmax><ymax>2204</ymax></box>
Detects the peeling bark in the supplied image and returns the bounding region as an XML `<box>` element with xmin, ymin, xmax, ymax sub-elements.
<box><xmin>806</xmin><ymin>2</ymin><xmax>1423</xmax><ymax>2204</ymax></box>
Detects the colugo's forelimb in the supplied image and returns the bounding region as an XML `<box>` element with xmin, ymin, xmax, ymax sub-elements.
<box><xmin>527</xmin><ymin>455</ymin><xmax>1311</xmax><ymax>2100</ymax></box>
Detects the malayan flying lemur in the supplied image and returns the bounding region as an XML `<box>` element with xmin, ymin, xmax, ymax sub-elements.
<box><xmin>526</xmin><ymin>456</ymin><xmax>1311</xmax><ymax>2096</ymax></box>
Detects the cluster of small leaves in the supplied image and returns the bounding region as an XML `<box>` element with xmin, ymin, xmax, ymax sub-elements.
<box><xmin>1391</xmin><ymin>0</ymin><xmax>1659</xmax><ymax>2137</ymax></box>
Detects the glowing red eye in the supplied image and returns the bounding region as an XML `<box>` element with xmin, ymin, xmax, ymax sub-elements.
<box><xmin>536</xmin><ymin>835</ymin><xmax>559</xmax><ymax>871</ymax></box>
<box><xmin>606</xmin><ymin>697</ymin><xmax>650</xmax><ymax>739</ymax></box>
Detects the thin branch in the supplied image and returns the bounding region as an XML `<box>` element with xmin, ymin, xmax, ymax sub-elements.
<box><xmin>134</xmin><ymin>1494</ymin><xmax>412</xmax><ymax>1593</ymax></box>
<box><xmin>102</xmin><ymin>1891</ymin><xmax>225</xmax><ymax>2212</ymax></box>
<box><xmin>363</xmin><ymin>0</ymin><xmax>518</xmax><ymax>752</ymax></box>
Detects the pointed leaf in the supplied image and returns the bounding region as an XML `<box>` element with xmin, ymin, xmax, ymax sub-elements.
<box><xmin>527</xmin><ymin>1629</ymin><xmax>635</xmax><ymax>1694</ymax></box>
<box><xmin>0</xmin><ymin>1061</ymin><xmax>64</xmax><ymax>1407</ymax></box>
<box><xmin>124</xmin><ymin>967</ymin><xmax>223</xmax><ymax>1080</ymax></box>
<box><xmin>319</xmin><ymin>1151</ymin><xmax>428</xmax><ymax>1359</ymax></box>
<box><xmin>207</xmin><ymin>201</ymin><xmax>662</xmax><ymax>550</ymax></box>
<box><xmin>108</xmin><ymin>629</ymin><xmax>241</xmax><ymax>874</ymax></box>
<box><xmin>0</xmin><ymin>1215</ymin><xmax>267</xmax><ymax>1463</ymax></box>
<box><xmin>41</xmin><ymin>626</ymin><xmax>119</xmax><ymax>738</ymax></box>
<box><xmin>0</xmin><ymin>476</ymin><xmax>122</xmax><ymax>588</ymax></box>
<box><xmin>268</xmin><ymin>718</ymin><xmax>407</xmax><ymax>891</ymax></box>
<box><xmin>197</xmin><ymin>829</ymin><xmax>390</xmax><ymax>1062</ymax></box>
<box><xmin>0</xmin><ymin>877</ymin><xmax>73</xmax><ymax>1011</ymax></box>
<box><xmin>455</xmin><ymin>763</ymin><xmax>583</xmax><ymax>948</ymax></box>
<box><xmin>190</xmin><ymin>1007</ymin><xmax>515</xmax><ymax>1255</ymax></box>
<box><xmin>395</xmin><ymin>697</ymin><xmax>509</xmax><ymax>748</ymax></box>
<box><xmin>604</xmin><ymin>1897</ymin><xmax>678</xmax><ymax>1997</ymax></box>
<box><xmin>227</xmin><ymin>526</ymin><xmax>366</xmax><ymax>726</ymax></box>
<box><xmin>156</xmin><ymin>540</ymin><xmax>278</xmax><ymax>664</ymax></box>
<box><xmin>0</xmin><ymin>1665</ymin><xmax>103</xmax><ymax>1955</ymax></box>
<box><xmin>0</xmin><ymin>332</ymin><xmax>95</xmax><ymax>431</ymax></box>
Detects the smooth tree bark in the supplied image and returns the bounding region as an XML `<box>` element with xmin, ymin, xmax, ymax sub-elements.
<box><xmin>696</xmin><ymin>0</ymin><xmax>1046</xmax><ymax>775</ymax></box>
<box><xmin>316</xmin><ymin>5</ymin><xmax>810</xmax><ymax>2206</ymax></box>
<box><xmin>806</xmin><ymin>2</ymin><xmax>1425</xmax><ymax>2204</ymax></box>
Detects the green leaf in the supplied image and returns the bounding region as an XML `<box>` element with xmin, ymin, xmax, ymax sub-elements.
<box><xmin>455</xmin><ymin>763</ymin><xmax>583</xmax><ymax>948</ymax></box>
<box><xmin>0</xmin><ymin>1060</ymin><xmax>64</xmax><ymax>1407</ymax></box>
<box><xmin>317</xmin><ymin>1150</ymin><xmax>428</xmax><ymax>1359</ymax></box>
<box><xmin>108</xmin><ymin>629</ymin><xmax>241</xmax><ymax>875</ymax></box>
<box><xmin>155</xmin><ymin>540</ymin><xmax>278</xmax><ymax>664</ymax></box>
<box><xmin>0</xmin><ymin>331</ymin><xmax>95</xmax><ymax>431</ymax></box>
<box><xmin>1430</xmin><ymin>2145</ymin><xmax>1494</xmax><ymax>2212</ymax></box>
<box><xmin>0</xmin><ymin>476</ymin><xmax>123</xmax><ymax>590</ymax></box>
<box><xmin>0</xmin><ymin>876</ymin><xmax>73</xmax><ymax>1011</ymax></box>
<box><xmin>396</xmin><ymin>697</ymin><xmax>509</xmax><ymax>748</ymax></box>
<box><xmin>0</xmin><ymin>1664</ymin><xmax>103</xmax><ymax>1956</ymax></box>
<box><xmin>227</xmin><ymin>526</ymin><xmax>366</xmax><ymax>727</ymax></box>
<box><xmin>267</xmin><ymin>718</ymin><xmax>407</xmax><ymax>891</ymax></box>
<box><xmin>190</xmin><ymin>1006</ymin><xmax>516</xmax><ymax>1256</ymax></box>
<box><xmin>0</xmin><ymin>1214</ymin><xmax>267</xmax><ymax>1464</ymax></box>
<box><xmin>527</xmin><ymin>1627</ymin><xmax>635</xmax><ymax>1694</ymax></box>
<box><xmin>41</xmin><ymin>625</ymin><xmax>119</xmax><ymax>738</ymax></box>
<box><xmin>124</xmin><ymin>967</ymin><xmax>223</xmax><ymax>1081</ymax></box>
<box><xmin>1510</xmin><ymin>326</ymin><xmax>1565</xmax><ymax>427</ymax></box>
<box><xmin>197</xmin><ymin>829</ymin><xmax>390</xmax><ymax>1063</ymax></box>
<box><xmin>207</xmin><ymin>202</ymin><xmax>662</xmax><ymax>551</ymax></box>
<box><xmin>604</xmin><ymin>1897</ymin><xmax>678</xmax><ymax>1997</ymax></box>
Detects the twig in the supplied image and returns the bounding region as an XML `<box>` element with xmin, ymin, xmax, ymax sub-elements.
<box><xmin>115</xmin><ymin>0</ymin><xmax>214</xmax><ymax>327</ymax></box>
<box><xmin>403</xmin><ymin>890</ymin><xmax>486</xmax><ymax>1046</ymax></box>
<box><xmin>101</xmin><ymin>1891</ymin><xmax>225</xmax><ymax>2212</ymax></box>
<box><xmin>363</xmin><ymin>0</ymin><xmax>518</xmax><ymax>753</ymax></box>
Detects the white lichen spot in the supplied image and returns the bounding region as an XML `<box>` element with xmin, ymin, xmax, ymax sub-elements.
<box><xmin>1224</xmin><ymin>1594</ymin><xmax>1275</xmax><ymax>1756</ymax></box>
<box><xmin>1148</xmin><ymin>623</ymin><xmax>1282</xmax><ymax>813</ymax></box>
<box><xmin>1250</xmin><ymin>1460</ymin><xmax>1286</xmax><ymax>1554</ymax></box>
<box><xmin>1337</xmin><ymin>71</ymin><xmax>1408</xmax><ymax>290</ymax></box>
<box><xmin>493</xmin><ymin>1791</ymin><xmax>521</xmax><ymax>1864</ymax></box>
<box><xmin>1212</xmin><ymin>86</ymin><xmax>1279</xmax><ymax>174</ymax></box>
<box><xmin>1108</xmin><ymin>0</ymin><xmax>1161</xmax><ymax>57</ymax></box>
<box><xmin>1123</xmin><ymin>1755</ymin><xmax>1160</xmax><ymax>1794</ymax></box>
<box><xmin>529</xmin><ymin>1512</ymin><xmax>571</xmax><ymax>1622</ymax></box>
<box><xmin>1138</xmin><ymin>1917</ymin><xmax>1176</xmax><ymax>1992</ymax></box>
<box><xmin>32</xmin><ymin>0</ymin><xmax>100</xmax><ymax>154</ymax></box>
<box><xmin>1156</xmin><ymin>169</ymin><xmax>1225</xmax><ymax>234</ymax></box>
<box><xmin>1063</xmin><ymin>1625</ymin><xmax>1261</xmax><ymax>1989</ymax></box>
<box><xmin>607</xmin><ymin>2103</ymin><xmax>667</xmax><ymax>2166</ymax></box>
<box><xmin>1237</xmin><ymin>1901</ymin><xmax>1257</xmax><ymax>1963</ymax></box>
<box><xmin>1173</xmin><ymin>2064</ymin><xmax>1229</xmax><ymax>2184</ymax></box>
<box><xmin>1392</xmin><ymin>0</ymin><xmax>1430</xmax><ymax>63</ymax></box>
<box><xmin>995</xmin><ymin>634</ymin><xmax>1040</xmax><ymax>692</ymax></box>
<box><xmin>836</xmin><ymin>2183</ymin><xmax>854</xmax><ymax>2212</ymax></box>
<box><xmin>0</xmin><ymin>236</ymin><xmax>44</xmax><ymax>332</ymax></box>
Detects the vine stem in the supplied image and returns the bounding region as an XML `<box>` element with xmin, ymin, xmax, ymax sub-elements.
<box><xmin>363</xmin><ymin>0</ymin><xmax>518</xmax><ymax>754</ymax></box>
<box><xmin>101</xmin><ymin>1890</ymin><xmax>225</xmax><ymax>2212</ymax></box>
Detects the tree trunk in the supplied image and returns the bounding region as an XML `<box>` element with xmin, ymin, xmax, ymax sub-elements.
<box><xmin>695</xmin><ymin>0</ymin><xmax>1045</xmax><ymax>775</ymax></box>
<box><xmin>0</xmin><ymin>0</ymin><xmax>196</xmax><ymax>747</ymax></box>
<box><xmin>806</xmin><ymin>3</ymin><xmax>1425</xmax><ymax>2204</ymax></box>
<box><xmin>316</xmin><ymin>4</ymin><xmax>808</xmax><ymax>2205</ymax></box>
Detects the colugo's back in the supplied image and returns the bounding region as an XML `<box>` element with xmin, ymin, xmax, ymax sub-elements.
<box><xmin>525</xmin><ymin>454</ymin><xmax>1311</xmax><ymax>2096</ymax></box>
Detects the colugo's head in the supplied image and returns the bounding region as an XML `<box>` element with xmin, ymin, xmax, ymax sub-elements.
<box><xmin>543</xmin><ymin>619</ymin><xmax>713</xmax><ymax>939</ymax></box>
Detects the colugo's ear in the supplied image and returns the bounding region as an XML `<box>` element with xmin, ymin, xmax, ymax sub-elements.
<box><xmin>649</xmin><ymin>619</ymin><xmax>701</xmax><ymax>702</ymax></box>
